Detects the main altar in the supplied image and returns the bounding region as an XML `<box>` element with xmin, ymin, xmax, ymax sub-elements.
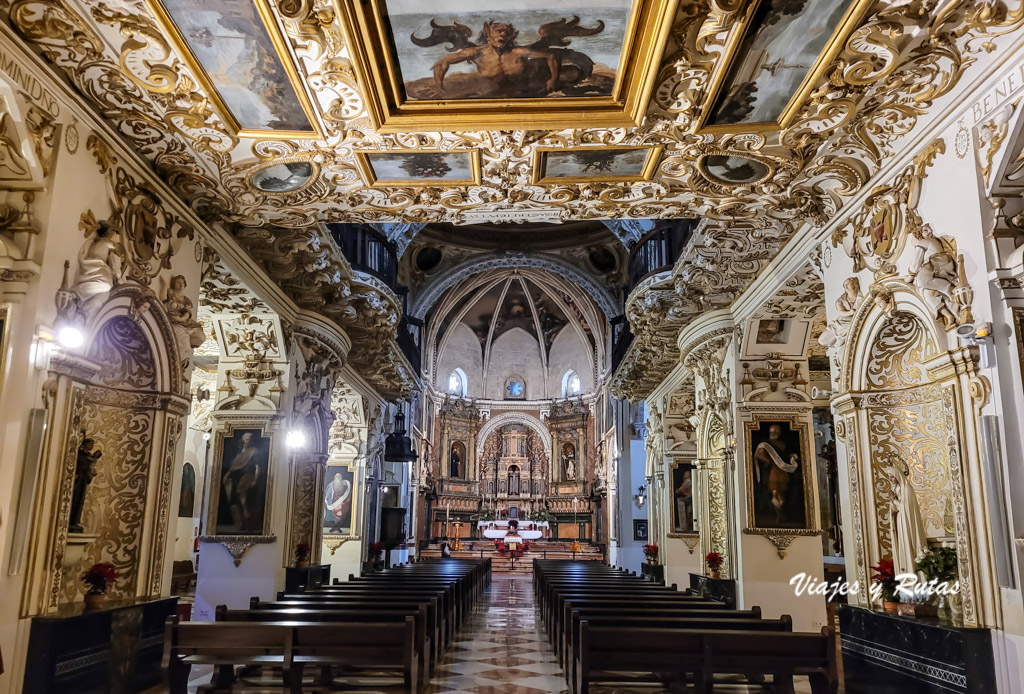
<box><xmin>419</xmin><ymin>398</ymin><xmax>605</xmax><ymax>546</ymax></box>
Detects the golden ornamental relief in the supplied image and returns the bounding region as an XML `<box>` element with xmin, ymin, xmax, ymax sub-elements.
<box><xmin>865</xmin><ymin>311</ymin><xmax>938</xmax><ymax>390</ymax></box>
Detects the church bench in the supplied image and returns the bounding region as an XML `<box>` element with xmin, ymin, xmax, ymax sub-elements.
<box><xmin>281</xmin><ymin>588</ymin><xmax>455</xmax><ymax>644</ymax></box>
<box><xmin>290</xmin><ymin>620</ymin><xmax>419</xmax><ymax>692</ymax></box>
<box><xmin>218</xmin><ymin>603</ymin><xmax>434</xmax><ymax>683</ymax></box>
<box><xmin>575</xmin><ymin>623</ymin><xmax>837</xmax><ymax>694</ymax></box>
<box><xmin>547</xmin><ymin>591</ymin><xmax>721</xmax><ymax>645</ymax></box>
<box><xmin>162</xmin><ymin>617</ymin><xmax>298</xmax><ymax>694</ymax></box>
<box><xmin>343</xmin><ymin>574</ymin><xmax>472</xmax><ymax>623</ymax></box>
<box><xmin>540</xmin><ymin>580</ymin><xmax>689</xmax><ymax>622</ymax></box>
<box><xmin>170</xmin><ymin>560</ymin><xmax>197</xmax><ymax>594</ymax></box>
<box><xmin>565</xmin><ymin>613</ymin><xmax>790</xmax><ymax>687</ymax></box>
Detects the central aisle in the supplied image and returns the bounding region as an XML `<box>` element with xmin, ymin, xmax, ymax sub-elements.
<box><xmin>425</xmin><ymin>574</ymin><xmax>568</xmax><ymax>693</ymax></box>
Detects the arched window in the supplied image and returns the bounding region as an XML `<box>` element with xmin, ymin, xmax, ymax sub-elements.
<box><xmin>562</xmin><ymin>370</ymin><xmax>582</xmax><ymax>397</ymax></box>
<box><xmin>447</xmin><ymin>368</ymin><xmax>467</xmax><ymax>396</ymax></box>
<box><xmin>504</xmin><ymin>376</ymin><xmax>525</xmax><ymax>399</ymax></box>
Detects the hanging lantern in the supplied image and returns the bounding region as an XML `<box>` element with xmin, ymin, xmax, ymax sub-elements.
<box><xmin>384</xmin><ymin>410</ymin><xmax>418</xmax><ymax>462</ymax></box>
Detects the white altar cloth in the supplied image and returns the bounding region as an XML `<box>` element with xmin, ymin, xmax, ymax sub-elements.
<box><xmin>482</xmin><ymin>529</ymin><xmax>543</xmax><ymax>540</ymax></box>
<box><xmin>476</xmin><ymin>520</ymin><xmax>549</xmax><ymax>529</ymax></box>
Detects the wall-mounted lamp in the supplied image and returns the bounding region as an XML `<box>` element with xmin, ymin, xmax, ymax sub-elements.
<box><xmin>286</xmin><ymin>429</ymin><xmax>307</xmax><ymax>449</ymax></box>
<box><xmin>57</xmin><ymin>325</ymin><xmax>85</xmax><ymax>349</ymax></box>
<box><xmin>634</xmin><ymin>485</ymin><xmax>647</xmax><ymax>510</ymax></box>
<box><xmin>202</xmin><ymin>432</ymin><xmax>211</xmax><ymax>441</ymax></box>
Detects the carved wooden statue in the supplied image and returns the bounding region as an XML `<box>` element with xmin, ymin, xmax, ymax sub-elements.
<box><xmin>68</xmin><ymin>436</ymin><xmax>101</xmax><ymax>533</ymax></box>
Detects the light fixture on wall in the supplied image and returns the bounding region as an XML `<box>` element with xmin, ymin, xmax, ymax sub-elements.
<box><xmin>384</xmin><ymin>409</ymin><xmax>418</xmax><ymax>463</ymax></box>
<box><xmin>57</xmin><ymin>325</ymin><xmax>85</xmax><ymax>349</ymax></box>
<box><xmin>634</xmin><ymin>485</ymin><xmax>646</xmax><ymax>510</ymax></box>
<box><xmin>286</xmin><ymin>429</ymin><xmax>307</xmax><ymax>449</ymax></box>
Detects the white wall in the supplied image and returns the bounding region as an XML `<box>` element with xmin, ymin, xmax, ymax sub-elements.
<box><xmin>436</xmin><ymin>323</ymin><xmax>483</xmax><ymax>396</ymax></box>
<box><xmin>486</xmin><ymin>328</ymin><xmax>544</xmax><ymax>399</ymax></box>
<box><xmin>546</xmin><ymin>326</ymin><xmax>594</xmax><ymax>398</ymax></box>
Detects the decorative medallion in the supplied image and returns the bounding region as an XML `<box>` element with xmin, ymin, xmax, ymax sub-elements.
<box><xmin>699</xmin><ymin>153</ymin><xmax>771</xmax><ymax>186</ymax></box>
<box><xmin>955</xmin><ymin>120</ymin><xmax>970</xmax><ymax>159</ymax></box>
<box><xmin>64</xmin><ymin>121</ymin><xmax>79</xmax><ymax>154</ymax></box>
<box><xmin>249</xmin><ymin>160</ymin><xmax>317</xmax><ymax>193</ymax></box>
<box><xmin>194</xmin><ymin>241</ymin><xmax>203</xmax><ymax>262</ymax></box>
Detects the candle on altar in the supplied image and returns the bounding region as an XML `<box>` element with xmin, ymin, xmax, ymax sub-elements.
<box><xmin>446</xmin><ymin>504</ymin><xmax>450</xmax><ymax>522</ymax></box>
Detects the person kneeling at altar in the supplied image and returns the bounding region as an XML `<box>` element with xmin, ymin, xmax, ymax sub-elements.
<box><xmin>441</xmin><ymin>542</ymin><xmax>452</xmax><ymax>559</ymax></box>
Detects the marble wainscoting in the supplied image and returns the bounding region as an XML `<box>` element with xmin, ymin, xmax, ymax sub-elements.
<box><xmin>839</xmin><ymin>604</ymin><xmax>996</xmax><ymax>694</ymax></box>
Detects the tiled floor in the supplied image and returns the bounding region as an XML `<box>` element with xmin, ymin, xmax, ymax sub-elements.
<box><xmin>424</xmin><ymin>574</ymin><xmax>829</xmax><ymax>694</ymax></box>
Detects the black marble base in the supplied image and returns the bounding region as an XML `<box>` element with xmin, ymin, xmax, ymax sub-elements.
<box><xmin>839</xmin><ymin>604</ymin><xmax>996</xmax><ymax>694</ymax></box>
<box><xmin>24</xmin><ymin>596</ymin><xmax>178</xmax><ymax>694</ymax></box>
<box><xmin>640</xmin><ymin>562</ymin><xmax>664</xmax><ymax>584</ymax></box>
<box><xmin>689</xmin><ymin>572</ymin><xmax>736</xmax><ymax>608</ymax></box>
<box><xmin>284</xmin><ymin>563</ymin><xmax>330</xmax><ymax>593</ymax></box>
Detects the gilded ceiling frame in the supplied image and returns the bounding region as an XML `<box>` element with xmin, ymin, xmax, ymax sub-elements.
<box><xmin>531</xmin><ymin>145</ymin><xmax>664</xmax><ymax>184</ymax></box>
<box><xmin>333</xmin><ymin>0</ymin><xmax>680</xmax><ymax>132</ymax></box>
<box><xmin>144</xmin><ymin>0</ymin><xmax>325</xmax><ymax>140</ymax></box>
<box><xmin>694</xmin><ymin>0</ymin><xmax>875</xmax><ymax>134</ymax></box>
<box><xmin>354</xmin><ymin>148</ymin><xmax>483</xmax><ymax>187</ymax></box>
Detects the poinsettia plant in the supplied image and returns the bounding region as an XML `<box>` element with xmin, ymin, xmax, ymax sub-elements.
<box><xmin>81</xmin><ymin>562</ymin><xmax>119</xmax><ymax>594</ymax></box>
<box><xmin>871</xmin><ymin>558</ymin><xmax>899</xmax><ymax>602</ymax></box>
<box><xmin>494</xmin><ymin>539</ymin><xmax>530</xmax><ymax>559</ymax></box>
<box><xmin>705</xmin><ymin>552</ymin><xmax>724</xmax><ymax>572</ymax></box>
<box><xmin>642</xmin><ymin>544</ymin><xmax>659</xmax><ymax>562</ymax></box>
<box><xmin>294</xmin><ymin>542</ymin><xmax>311</xmax><ymax>563</ymax></box>
<box><xmin>368</xmin><ymin>542</ymin><xmax>386</xmax><ymax>558</ymax></box>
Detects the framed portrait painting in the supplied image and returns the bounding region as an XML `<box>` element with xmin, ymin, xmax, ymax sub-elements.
<box><xmin>335</xmin><ymin>0</ymin><xmax>680</xmax><ymax>131</ymax></box>
<box><xmin>209</xmin><ymin>426</ymin><xmax>273</xmax><ymax>536</ymax></box>
<box><xmin>356</xmin><ymin>149</ymin><xmax>481</xmax><ymax>187</ymax></box>
<box><xmin>742</xmin><ymin>317</ymin><xmax>812</xmax><ymax>358</ymax></box>
<box><xmin>670</xmin><ymin>461</ymin><xmax>695</xmax><ymax>533</ymax></box>
<box><xmin>532</xmin><ymin>146</ymin><xmax>662</xmax><ymax>184</ymax></box>
<box><xmin>746</xmin><ymin>417</ymin><xmax>814</xmax><ymax>530</ymax></box>
<box><xmin>323</xmin><ymin>464</ymin><xmax>357</xmax><ymax>536</ymax></box>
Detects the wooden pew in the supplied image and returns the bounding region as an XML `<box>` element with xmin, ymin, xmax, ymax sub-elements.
<box><xmin>575</xmin><ymin>623</ymin><xmax>837</xmax><ymax>694</ymax></box>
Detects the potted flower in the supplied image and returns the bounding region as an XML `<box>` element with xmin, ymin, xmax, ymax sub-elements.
<box><xmin>870</xmin><ymin>558</ymin><xmax>900</xmax><ymax>612</ymax></box>
<box><xmin>81</xmin><ymin>562</ymin><xmax>119</xmax><ymax>609</ymax></box>
<box><xmin>642</xmin><ymin>544</ymin><xmax>659</xmax><ymax>565</ymax></box>
<box><xmin>915</xmin><ymin>546</ymin><xmax>958</xmax><ymax>616</ymax></box>
<box><xmin>294</xmin><ymin>542</ymin><xmax>311</xmax><ymax>568</ymax></box>
<box><xmin>368</xmin><ymin>541</ymin><xmax>386</xmax><ymax>570</ymax></box>
<box><xmin>706</xmin><ymin>552</ymin><xmax>724</xmax><ymax>579</ymax></box>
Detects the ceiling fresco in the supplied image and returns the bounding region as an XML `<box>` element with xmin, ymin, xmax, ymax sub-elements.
<box><xmin>4</xmin><ymin>0</ymin><xmax>1022</xmax><ymax>397</ymax></box>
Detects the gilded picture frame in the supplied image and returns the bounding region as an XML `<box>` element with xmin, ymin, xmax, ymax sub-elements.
<box><xmin>532</xmin><ymin>145</ymin><xmax>662</xmax><ymax>184</ymax></box>
<box><xmin>335</xmin><ymin>0</ymin><xmax>680</xmax><ymax>132</ymax></box>
<box><xmin>0</xmin><ymin>305</ymin><xmax>8</xmax><ymax>396</ymax></box>
<box><xmin>207</xmin><ymin>423</ymin><xmax>276</xmax><ymax>537</ymax></box>
<box><xmin>744</xmin><ymin>414</ymin><xmax>816</xmax><ymax>531</ymax></box>
<box><xmin>322</xmin><ymin>462</ymin><xmax>358</xmax><ymax>538</ymax></box>
<box><xmin>355</xmin><ymin>149</ymin><xmax>482</xmax><ymax>187</ymax></box>
<box><xmin>695</xmin><ymin>0</ymin><xmax>874</xmax><ymax>134</ymax></box>
<box><xmin>145</xmin><ymin>0</ymin><xmax>325</xmax><ymax>140</ymax></box>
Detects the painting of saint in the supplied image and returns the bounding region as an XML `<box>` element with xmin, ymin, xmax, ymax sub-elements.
<box><xmin>450</xmin><ymin>441</ymin><xmax>466</xmax><ymax>478</ymax></box>
<box><xmin>382</xmin><ymin>0</ymin><xmax>634</xmax><ymax>101</ymax></box>
<box><xmin>706</xmin><ymin>0</ymin><xmax>852</xmax><ymax>127</ymax></box>
<box><xmin>323</xmin><ymin>465</ymin><xmax>355</xmax><ymax>534</ymax></box>
<box><xmin>541</xmin><ymin>148</ymin><xmax>652</xmax><ymax>180</ymax></box>
<box><xmin>178</xmin><ymin>463</ymin><xmax>196</xmax><ymax>518</ymax></box>
<box><xmin>750</xmin><ymin>421</ymin><xmax>808</xmax><ymax>528</ymax></box>
<box><xmin>215</xmin><ymin>429</ymin><xmax>270</xmax><ymax>535</ymax></box>
<box><xmin>154</xmin><ymin>0</ymin><xmax>314</xmax><ymax>133</ymax></box>
<box><xmin>671</xmin><ymin>462</ymin><xmax>694</xmax><ymax>532</ymax></box>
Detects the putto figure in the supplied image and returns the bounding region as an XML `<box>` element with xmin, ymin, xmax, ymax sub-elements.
<box><xmin>408</xmin><ymin>16</ymin><xmax>611</xmax><ymax>99</ymax></box>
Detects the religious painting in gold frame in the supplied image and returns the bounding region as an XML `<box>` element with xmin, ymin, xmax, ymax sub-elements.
<box><xmin>323</xmin><ymin>462</ymin><xmax>358</xmax><ymax>537</ymax></box>
<box><xmin>744</xmin><ymin>414</ymin><xmax>815</xmax><ymax>530</ymax></box>
<box><xmin>145</xmin><ymin>0</ymin><xmax>324</xmax><ymax>140</ymax></box>
<box><xmin>532</xmin><ymin>145</ymin><xmax>662</xmax><ymax>184</ymax></box>
<box><xmin>335</xmin><ymin>0</ymin><xmax>680</xmax><ymax>132</ymax></box>
<box><xmin>207</xmin><ymin>423</ymin><xmax>276</xmax><ymax>536</ymax></box>
<box><xmin>695</xmin><ymin>0</ymin><xmax>873</xmax><ymax>134</ymax></box>
<box><xmin>355</xmin><ymin>149</ymin><xmax>482</xmax><ymax>187</ymax></box>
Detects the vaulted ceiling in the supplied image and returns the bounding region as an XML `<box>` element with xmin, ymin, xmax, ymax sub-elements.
<box><xmin>8</xmin><ymin>0</ymin><xmax>1021</xmax><ymax>397</ymax></box>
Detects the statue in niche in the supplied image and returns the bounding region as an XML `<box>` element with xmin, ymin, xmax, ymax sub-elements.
<box><xmin>499</xmin><ymin>479</ymin><xmax>506</xmax><ymax>495</ymax></box>
<box><xmin>449</xmin><ymin>442</ymin><xmax>464</xmax><ymax>478</ymax></box>
<box><xmin>69</xmin><ymin>435</ymin><xmax>102</xmax><ymax>533</ymax></box>
<box><xmin>883</xmin><ymin>462</ymin><xmax>930</xmax><ymax>578</ymax></box>
<box><xmin>75</xmin><ymin>219</ymin><xmax>123</xmax><ymax>314</ymax></box>
<box><xmin>163</xmin><ymin>275</ymin><xmax>206</xmax><ymax>373</ymax></box>
<box><xmin>818</xmin><ymin>277</ymin><xmax>861</xmax><ymax>353</ymax></box>
<box><xmin>561</xmin><ymin>442</ymin><xmax>576</xmax><ymax>480</ymax></box>
<box><xmin>905</xmin><ymin>224</ymin><xmax>961</xmax><ymax>329</ymax></box>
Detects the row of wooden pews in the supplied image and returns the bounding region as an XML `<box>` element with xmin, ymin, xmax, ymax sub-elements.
<box><xmin>534</xmin><ymin>559</ymin><xmax>837</xmax><ymax>694</ymax></box>
<box><xmin>162</xmin><ymin>558</ymin><xmax>490</xmax><ymax>693</ymax></box>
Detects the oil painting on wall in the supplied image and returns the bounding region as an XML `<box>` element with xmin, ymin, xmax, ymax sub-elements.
<box><xmin>323</xmin><ymin>464</ymin><xmax>355</xmax><ymax>535</ymax></box>
<box><xmin>152</xmin><ymin>0</ymin><xmax>316</xmax><ymax>134</ymax></box>
<box><xmin>359</xmin><ymin>150</ymin><xmax>480</xmax><ymax>186</ymax></box>
<box><xmin>382</xmin><ymin>0</ymin><xmax>635</xmax><ymax>100</ymax></box>
<box><xmin>705</xmin><ymin>0</ymin><xmax>855</xmax><ymax>128</ymax></box>
<box><xmin>748</xmin><ymin>420</ymin><xmax>809</xmax><ymax>529</ymax></box>
<box><xmin>535</xmin><ymin>146</ymin><xmax>660</xmax><ymax>183</ymax></box>
<box><xmin>671</xmin><ymin>461</ymin><xmax>695</xmax><ymax>533</ymax></box>
<box><xmin>213</xmin><ymin>428</ymin><xmax>271</xmax><ymax>535</ymax></box>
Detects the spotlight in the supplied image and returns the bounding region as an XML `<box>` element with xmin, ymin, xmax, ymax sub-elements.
<box><xmin>57</xmin><ymin>325</ymin><xmax>85</xmax><ymax>349</ymax></box>
<box><xmin>955</xmin><ymin>323</ymin><xmax>977</xmax><ymax>338</ymax></box>
<box><xmin>202</xmin><ymin>432</ymin><xmax>211</xmax><ymax>441</ymax></box>
<box><xmin>974</xmin><ymin>322</ymin><xmax>993</xmax><ymax>340</ymax></box>
<box><xmin>286</xmin><ymin>430</ymin><xmax>307</xmax><ymax>449</ymax></box>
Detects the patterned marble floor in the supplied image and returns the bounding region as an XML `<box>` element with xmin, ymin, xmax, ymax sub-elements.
<box><xmin>424</xmin><ymin>574</ymin><xmax>832</xmax><ymax>694</ymax></box>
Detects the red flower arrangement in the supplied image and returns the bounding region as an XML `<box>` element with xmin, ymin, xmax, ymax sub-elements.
<box><xmin>294</xmin><ymin>542</ymin><xmax>311</xmax><ymax>563</ymax></box>
<box><xmin>81</xmin><ymin>562</ymin><xmax>119</xmax><ymax>594</ymax></box>
<box><xmin>368</xmin><ymin>542</ymin><xmax>386</xmax><ymax>558</ymax></box>
<box><xmin>494</xmin><ymin>539</ymin><xmax>530</xmax><ymax>559</ymax></box>
<box><xmin>705</xmin><ymin>552</ymin><xmax>724</xmax><ymax>572</ymax></box>
<box><xmin>870</xmin><ymin>558</ymin><xmax>899</xmax><ymax>602</ymax></box>
<box><xmin>642</xmin><ymin>544</ymin><xmax>659</xmax><ymax>562</ymax></box>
